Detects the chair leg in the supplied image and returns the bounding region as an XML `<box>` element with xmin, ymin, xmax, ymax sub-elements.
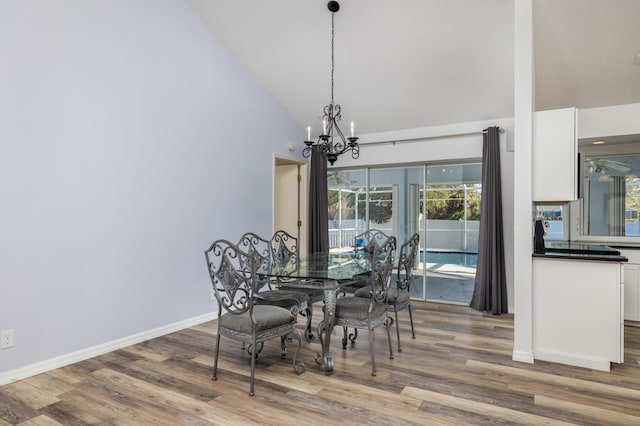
<box><xmin>246</xmin><ymin>342</ymin><xmax>263</xmax><ymax>359</ymax></box>
<box><xmin>249</xmin><ymin>337</ymin><xmax>257</xmax><ymax>396</ymax></box>
<box><xmin>212</xmin><ymin>332</ymin><xmax>221</xmax><ymax>381</ymax></box>
<box><xmin>394</xmin><ymin>307</ymin><xmax>402</xmax><ymax>352</ymax></box>
<box><xmin>368</xmin><ymin>321</ymin><xmax>376</xmax><ymax>376</ymax></box>
<box><xmin>342</xmin><ymin>326</ymin><xmax>348</xmax><ymax>348</ymax></box>
<box><xmin>408</xmin><ymin>303</ymin><xmax>416</xmax><ymax>339</ymax></box>
<box><xmin>348</xmin><ymin>328</ymin><xmax>358</xmax><ymax>344</ymax></box>
<box><xmin>285</xmin><ymin>331</ymin><xmax>305</xmax><ymax>375</ymax></box>
<box><xmin>385</xmin><ymin>316</ymin><xmax>394</xmax><ymax>360</ymax></box>
<box><xmin>280</xmin><ymin>336</ymin><xmax>287</xmax><ymax>359</ymax></box>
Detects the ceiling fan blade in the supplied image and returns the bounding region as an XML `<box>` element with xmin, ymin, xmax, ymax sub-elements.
<box><xmin>585</xmin><ymin>158</ymin><xmax>631</xmax><ymax>173</ymax></box>
<box><xmin>602</xmin><ymin>160</ymin><xmax>631</xmax><ymax>173</ymax></box>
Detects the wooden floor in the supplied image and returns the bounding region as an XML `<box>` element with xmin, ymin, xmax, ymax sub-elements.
<box><xmin>2</xmin><ymin>302</ymin><xmax>640</xmax><ymax>425</ymax></box>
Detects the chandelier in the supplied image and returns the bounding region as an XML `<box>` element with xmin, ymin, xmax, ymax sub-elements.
<box><xmin>303</xmin><ymin>1</ymin><xmax>359</xmax><ymax>166</ymax></box>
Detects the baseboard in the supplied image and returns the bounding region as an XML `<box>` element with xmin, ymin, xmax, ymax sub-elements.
<box><xmin>533</xmin><ymin>349</ymin><xmax>611</xmax><ymax>372</ymax></box>
<box><xmin>0</xmin><ymin>312</ymin><xmax>217</xmax><ymax>386</ymax></box>
<box><xmin>512</xmin><ymin>349</ymin><xmax>534</xmax><ymax>364</ymax></box>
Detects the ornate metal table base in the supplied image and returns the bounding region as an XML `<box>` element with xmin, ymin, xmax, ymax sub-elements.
<box><xmin>315</xmin><ymin>282</ymin><xmax>338</xmax><ymax>375</ymax></box>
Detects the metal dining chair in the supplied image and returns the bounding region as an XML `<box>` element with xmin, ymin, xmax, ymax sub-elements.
<box><xmin>270</xmin><ymin>230</ymin><xmax>324</xmax><ymax>340</ymax></box>
<box><xmin>332</xmin><ymin>236</ymin><xmax>396</xmax><ymax>376</ymax></box>
<box><xmin>355</xmin><ymin>233</ymin><xmax>419</xmax><ymax>352</ymax></box>
<box><xmin>204</xmin><ymin>239</ymin><xmax>304</xmax><ymax>396</ymax></box>
<box><xmin>238</xmin><ymin>232</ymin><xmax>313</xmax><ymax>342</ymax></box>
<box><xmin>339</xmin><ymin>229</ymin><xmax>392</xmax><ymax>294</ymax></box>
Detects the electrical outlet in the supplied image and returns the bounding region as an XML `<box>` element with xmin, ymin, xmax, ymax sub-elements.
<box><xmin>1</xmin><ymin>329</ymin><xmax>14</xmax><ymax>349</ymax></box>
<box><xmin>209</xmin><ymin>289</ymin><xmax>216</xmax><ymax>301</ymax></box>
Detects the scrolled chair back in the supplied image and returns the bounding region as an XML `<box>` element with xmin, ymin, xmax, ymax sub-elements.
<box><xmin>205</xmin><ymin>239</ymin><xmax>256</xmax><ymax>315</ymax></box>
<box><xmin>356</xmin><ymin>228</ymin><xmax>391</xmax><ymax>254</ymax></box>
<box><xmin>369</xmin><ymin>236</ymin><xmax>397</xmax><ymax>304</ymax></box>
<box><xmin>270</xmin><ymin>230</ymin><xmax>298</xmax><ymax>265</ymax></box>
<box><xmin>237</xmin><ymin>232</ymin><xmax>271</xmax><ymax>272</ymax></box>
<box><xmin>397</xmin><ymin>233</ymin><xmax>420</xmax><ymax>292</ymax></box>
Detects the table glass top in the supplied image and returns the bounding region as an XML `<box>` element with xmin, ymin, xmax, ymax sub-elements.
<box><xmin>258</xmin><ymin>251</ymin><xmax>370</xmax><ymax>281</ymax></box>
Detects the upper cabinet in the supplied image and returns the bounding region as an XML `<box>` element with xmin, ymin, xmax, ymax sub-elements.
<box><xmin>533</xmin><ymin>107</ymin><xmax>578</xmax><ymax>202</ymax></box>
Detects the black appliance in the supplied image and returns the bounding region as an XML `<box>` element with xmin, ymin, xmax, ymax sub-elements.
<box><xmin>534</xmin><ymin>219</ymin><xmax>546</xmax><ymax>254</ymax></box>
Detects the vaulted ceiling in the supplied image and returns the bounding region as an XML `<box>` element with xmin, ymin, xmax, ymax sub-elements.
<box><xmin>186</xmin><ymin>0</ymin><xmax>640</xmax><ymax>135</ymax></box>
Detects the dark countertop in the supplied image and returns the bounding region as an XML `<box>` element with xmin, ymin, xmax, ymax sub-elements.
<box><xmin>609</xmin><ymin>245</ymin><xmax>640</xmax><ymax>250</ymax></box>
<box><xmin>533</xmin><ymin>241</ymin><xmax>628</xmax><ymax>262</ymax></box>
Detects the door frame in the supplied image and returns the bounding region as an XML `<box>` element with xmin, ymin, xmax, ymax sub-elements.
<box><xmin>273</xmin><ymin>154</ymin><xmax>309</xmax><ymax>255</ymax></box>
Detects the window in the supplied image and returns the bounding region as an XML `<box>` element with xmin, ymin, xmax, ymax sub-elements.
<box><xmin>579</xmin><ymin>134</ymin><xmax>640</xmax><ymax>237</ymax></box>
<box><xmin>534</xmin><ymin>204</ymin><xmax>566</xmax><ymax>240</ymax></box>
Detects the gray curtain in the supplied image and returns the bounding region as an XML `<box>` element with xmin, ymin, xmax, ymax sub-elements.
<box><xmin>470</xmin><ymin>127</ymin><xmax>507</xmax><ymax>314</ymax></box>
<box><xmin>308</xmin><ymin>150</ymin><xmax>329</xmax><ymax>253</ymax></box>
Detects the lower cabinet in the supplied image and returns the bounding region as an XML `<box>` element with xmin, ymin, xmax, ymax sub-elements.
<box><xmin>532</xmin><ymin>257</ymin><xmax>624</xmax><ymax>371</ymax></box>
<box><xmin>619</xmin><ymin>249</ymin><xmax>640</xmax><ymax>321</ymax></box>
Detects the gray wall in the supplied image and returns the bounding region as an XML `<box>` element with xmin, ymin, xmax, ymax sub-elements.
<box><xmin>0</xmin><ymin>0</ymin><xmax>302</xmax><ymax>376</ymax></box>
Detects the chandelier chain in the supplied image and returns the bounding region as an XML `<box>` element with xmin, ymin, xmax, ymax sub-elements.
<box><xmin>331</xmin><ymin>10</ymin><xmax>335</xmax><ymax>105</ymax></box>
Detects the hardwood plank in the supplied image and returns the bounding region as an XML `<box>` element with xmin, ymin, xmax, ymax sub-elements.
<box><xmin>101</xmin><ymin>356</ymin><xmax>222</xmax><ymax>402</ymax></box>
<box><xmin>0</xmin><ymin>380</ymin><xmax>59</xmax><ymax>410</ymax></box>
<box><xmin>90</xmin><ymin>368</ymin><xmax>216</xmax><ymax>418</ymax></box>
<box><xmin>467</xmin><ymin>359</ymin><xmax>640</xmax><ymax>399</ymax></box>
<box><xmin>13</xmin><ymin>415</ymin><xmax>63</xmax><ymax>426</ymax></box>
<box><xmin>37</xmin><ymin>400</ymin><xmax>105</xmax><ymax>426</ymax></box>
<box><xmin>62</xmin><ymin>375</ymin><xmax>211</xmax><ymax>426</ymax></box>
<box><xmin>0</xmin><ymin>391</ymin><xmax>39</xmax><ymax>424</ymax></box>
<box><xmin>535</xmin><ymin>394</ymin><xmax>640</xmax><ymax>426</ymax></box>
<box><xmin>401</xmin><ymin>386</ymin><xmax>576</xmax><ymax>425</ymax></box>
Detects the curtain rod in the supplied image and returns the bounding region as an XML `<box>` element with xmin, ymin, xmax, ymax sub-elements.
<box><xmin>360</xmin><ymin>127</ymin><xmax>505</xmax><ymax>147</ymax></box>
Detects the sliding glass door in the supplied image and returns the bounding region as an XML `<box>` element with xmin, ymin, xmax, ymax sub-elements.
<box><xmin>422</xmin><ymin>164</ymin><xmax>481</xmax><ymax>303</ymax></box>
<box><xmin>327</xmin><ymin>162</ymin><xmax>481</xmax><ymax>304</ymax></box>
<box><xmin>327</xmin><ymin>169</ymin><xmax>366</xmax><ymax>249</ymax></box>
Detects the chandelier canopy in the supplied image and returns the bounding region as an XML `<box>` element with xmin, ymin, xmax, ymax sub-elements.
<box><xmin>303</xmin><ymin>1</ymin><xmax>359</xmax><ymax>166</ymax></box>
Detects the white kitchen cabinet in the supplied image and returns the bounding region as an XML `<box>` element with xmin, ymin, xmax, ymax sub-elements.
<box><xmin>532</xmin><ymin>257</ymin><xmax>624</xmax><ymax>371</ymax></box>
<box><xmin>624</xmin><ymin>264</ymin><xmax>640</xmax><ymax>321</ymax></box>
<box><xmin>533</xmin><ymin>107</ymin><xmax>577</xmax><ymax>202</ymax></box>
<box><xmin>618</xmin><ymin>249</ymin><xmax>640</xmax><ymax>321</ymax></box>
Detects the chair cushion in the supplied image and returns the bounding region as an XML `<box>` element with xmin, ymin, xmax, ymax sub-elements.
<box><xmin>387</xmin><ymin>287</ymin><xmax>409</xmax><ymax>304</ymax></box>
<box><xmin>220</xmin><ymin>305</ymin><xmax>295</xmax><ymax>333</ymax></box>
<box><xmin>353</xmin><ymin>286</ymin><xmax>372</xmax><ymax>298</ymax></box>
<box><xmin>338</xmin><ymin>276</ymin><xmax>369</xmax><ymax>293</ymax></box>
<box><xmin>354</xmin><ymin>286</ymin><xmax>409</xmax><ymax>304</ymax></box>
<box><xmin>255</xmin><ymin>290</ymin><xmax>309</xmax><ymax>311</ymax></box>
<box><xmin>290</xmin><ymin>287</ymin><xmax>325</xmax><ymax>303</ymax></box>
<box><xmin>335</xmin><ymin>297</ymin><xmax>387</xmax><ymax>321</ymax></box>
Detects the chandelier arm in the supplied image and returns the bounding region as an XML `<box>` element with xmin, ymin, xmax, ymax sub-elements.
<box><xmin>332</xmin><ymin>122</ymin><xmax>348</xmax><ymax>154</ymax></box>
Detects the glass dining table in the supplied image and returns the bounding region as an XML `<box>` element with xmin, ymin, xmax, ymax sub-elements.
<box><xmin>258</xmin><ymin>251</ymin><xmax>371</xmax><ymax>374</ymax></box>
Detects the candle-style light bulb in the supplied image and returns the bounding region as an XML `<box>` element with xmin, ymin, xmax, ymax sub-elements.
<box><xmin>307</xmin><ymin>126</ymin><xmax>311</xmax><ymax>140</ymax></box>
<box><xmin>350</xmin><ymin>121</ymin><xmax>355</xmax><ymax>137</ymax></box>
<box><xmin>322</xmin><ymin>118</ymin><xmax>327</xmax><ymax>135</ymax></box>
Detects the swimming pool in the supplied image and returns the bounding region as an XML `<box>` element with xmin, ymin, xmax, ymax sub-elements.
<box><xmin>421</xmin><ymin>250</ymin><xmax>478</xmax><ymax>267</ymax></box>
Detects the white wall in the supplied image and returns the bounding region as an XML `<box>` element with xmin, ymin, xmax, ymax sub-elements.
<box><xmin>0</xmin><ymin>0</ymin><xmax>302</xmax><ymax>381</ymax></box>
<box><xmin>579</xmin><ymin>103</ymin><xmax>640</xmax><ymax>139</ymax></box>
<box><xmin>333</xmin><ymin>118</ymin><xmax>515</xmax><ymax>310</ymax></box>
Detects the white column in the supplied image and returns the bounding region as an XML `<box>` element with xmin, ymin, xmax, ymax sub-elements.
<box><xmin>512</xmin><ymin>0</ymin><xmax>534</xmax><ymax>363</ymax></box>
